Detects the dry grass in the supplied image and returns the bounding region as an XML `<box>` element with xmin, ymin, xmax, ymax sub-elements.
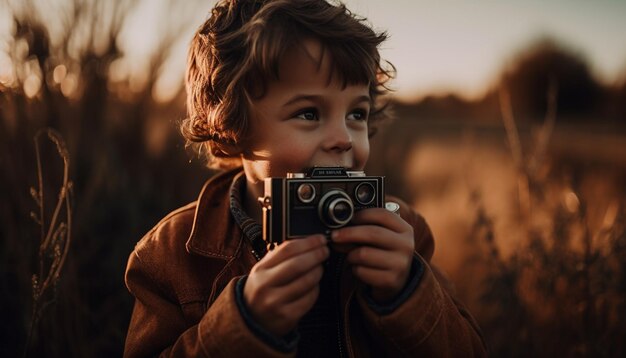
<box><xmin>1</xmin><ymin>1</ymin><xmax>209</xmax><ymax>356</ymax></box>
<box><xmin>25</xmin><ymin>129</ymin><xmax>73</xmax><ymax>357</ymax></box>
<box><xmin>367</xmin><ymin>85</ymin><xmax>626</xmax><ymax>356</ymax></box>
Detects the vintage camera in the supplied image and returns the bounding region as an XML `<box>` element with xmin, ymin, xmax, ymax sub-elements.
<box><xmin>259</xmin><ymin>167</ymin><xmax>384</xmax><ymax>245</ymax></box>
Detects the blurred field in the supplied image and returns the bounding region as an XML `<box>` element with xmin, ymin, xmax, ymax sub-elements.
<box><xmin>368</xmin><ymin>116</ymin><xmax>626</xmax><ymax>356</ymax></box>
<box><xmin>370</xmin><ymin>117</ymin><xmax>626</xmax><ymax>267</ymax></box>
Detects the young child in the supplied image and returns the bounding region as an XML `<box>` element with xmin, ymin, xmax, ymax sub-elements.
<box><xmin>124</xmin><ymin>0</ymin><xmax>487</xmax><ymax>356</ymax></box>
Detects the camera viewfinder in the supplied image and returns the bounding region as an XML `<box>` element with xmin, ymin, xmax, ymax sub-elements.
<box><xmin>355</xmin><ymin>182</ymin><xmax>376</xmax><ymax>205</ymax></box>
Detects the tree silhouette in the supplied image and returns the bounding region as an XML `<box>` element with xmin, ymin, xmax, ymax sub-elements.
<box><xmin>500</xmin><ymin>38</ymin><xmax>604</xmax><ymax>120</ymax></box>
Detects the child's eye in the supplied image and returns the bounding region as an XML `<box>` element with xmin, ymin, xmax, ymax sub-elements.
<box><xmin>347</xmin><ymin>109</ymin><xmax>369</xmax><ymax>121</ymax></box>
<box><xmin>293</xmin><ymin>108</ymin><xmax>319</xmax><ymax>121</ymax></box>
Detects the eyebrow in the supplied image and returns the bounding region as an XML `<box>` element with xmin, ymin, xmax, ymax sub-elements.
<box><xmin>282</xmin><ymin>94</ymin><xmax>371</xmax><ymax>107</ymax></box>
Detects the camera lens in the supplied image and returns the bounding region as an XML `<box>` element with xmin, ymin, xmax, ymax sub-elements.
<box><xmin>297</xmin><ymin>183</ymin><xmax>316</xmax><ymax>203</ymax></box>
<box><xmin>318</xmin><ymin>190</ymin><xmax>354</xmax><ymax>228</ymax></box>
<box><xmin>355</xmin><ymin>182</ymin><xmax>376</xmax><ymax>205</ymax></box>
<box><xmin>330</xmin><ymin>200</ymin><xmax>352</xmax><ymax>222</ymax></box>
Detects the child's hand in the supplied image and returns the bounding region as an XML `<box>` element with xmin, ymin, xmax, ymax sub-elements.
<box><xmin>331</xmin><ymin>208</ymin><xmax>415</xmax><ymax>303</ymax></box>
<box><xmin>243</xmin><ymin>235</ymin><xmax>329</xmax><ymax>337</ymax></box>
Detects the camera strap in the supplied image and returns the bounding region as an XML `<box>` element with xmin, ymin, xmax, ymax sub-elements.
<box><xmin>239</xmin><ymin>218</ymin><xmax>267</xmax><ymax>261</ymax></box>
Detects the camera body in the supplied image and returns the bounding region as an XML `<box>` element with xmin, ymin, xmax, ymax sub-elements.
<box><xmin>259</xmin><ymin>167</ymin><xmax>384</xmax><ymax>245</ymax></box>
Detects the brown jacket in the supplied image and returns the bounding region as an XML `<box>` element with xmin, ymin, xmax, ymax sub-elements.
<box><xmin>124</xmin><ymin>168</ymin><xmax>487</xmax><ymax>357</ymax></box>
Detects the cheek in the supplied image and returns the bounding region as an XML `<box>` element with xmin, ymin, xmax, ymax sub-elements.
<box><xmin>275</xmin><ymin>146</ymin><xmax>314</xmax><ymax>167</ymax></box>
<box><xmin>267</xmin><ymin>144</ymin><xmax>316</xmax><ymax>175</ymax></box>
<box><xmin>354</xmin><ymin>135</ymin><xmax>370</xmax><ymax>169</ymax></box>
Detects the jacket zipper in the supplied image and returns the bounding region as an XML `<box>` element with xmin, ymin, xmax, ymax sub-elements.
<box><xmin>335</xmin><ymin>254</ymin><xmax>345</xmax><ymax>358</ymax></box>
<box><xmin>344</xmin><ymin>289</ymin><xmax>355</xmax><ymax>357</ymax></box>
<box><xmin>337</xmin><ymin>254</ymin><xmax>356</xmax><ymax>358</ymax></box>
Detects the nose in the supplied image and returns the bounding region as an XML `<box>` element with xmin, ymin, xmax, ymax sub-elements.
<box><xmin>322</xmin><ymin>121</ymin><xmax>353</xmax><ymax>153</ymax></box>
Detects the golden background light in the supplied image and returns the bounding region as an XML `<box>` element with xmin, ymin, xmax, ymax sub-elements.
<box><xmin>112</xmin><ymin>0</ymin><xmax>626</xmax><ymax>102</ymax></box>
<box><xmin>3</xmin><ymin>0</ymin><xmax>626</xmax><ymax>101</ymax></box>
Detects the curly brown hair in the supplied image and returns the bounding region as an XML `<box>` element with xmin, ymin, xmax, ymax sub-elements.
<box><xmin>181</xmin><ymin>0</ymin><xmax>394</xmax><ymax>169</ymax></box>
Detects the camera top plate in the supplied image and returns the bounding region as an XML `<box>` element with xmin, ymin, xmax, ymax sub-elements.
<box><xmin>286</xmin><ymin>167</ymin><xmax>366</xmax><ymax>179</ymax></box>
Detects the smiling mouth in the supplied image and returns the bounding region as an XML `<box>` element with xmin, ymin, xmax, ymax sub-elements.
<box><xmin>307</xmin><ymin>159</ymin><xmax>355</xmax><ymax>169</ymax></box>
<box><xmin>303</xmin><ymin>163</ymin><xmax>355</xmax><ymax>172</ymax></box>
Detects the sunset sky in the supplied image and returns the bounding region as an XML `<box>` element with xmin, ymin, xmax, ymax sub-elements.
<box><xmin>344</xmin><ymin>0</ymin><xmax>626</xmax><ymax>100</ymax></box>
<box><xmin>3</xmin><ymin>0</ymin><xmax>626</xmax><ymax>102</ymax></box>
<box><xmin>130</xmin><ymin>0</ymin><xmax>626</xmax><ymax>102</ymax></box>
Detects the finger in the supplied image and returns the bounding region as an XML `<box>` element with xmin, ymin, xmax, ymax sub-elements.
<box><xmin>263</xmin><ymin>244</ymin><xmax>329</xmax><ymax>286</ymax></box>
<box><xmin>252</xmin><ymin>266</ymin><xmax>323</xmax><ymax>310</ymax></box>
<box><xmin>260</xmin><ymin>235</ymin><xmax>327</xmax><ymax>268</ymax></box>
<box><xmin>346</xmin><ymin>246</ymin><xmax>407</xmax><ymax>270</ymax></box>
<box><xmin>259</xmin><ymin>285</ymin><xmax>320</xmax><ymax>336</ymax></box>
<box><xmin>278</xmin><ymin>265</ymin><xmax>324</xmax><ymax>303</ymax></box>
<box><xmin>274</xmin><ymin>285</ymin><xmax>320</xmax><ymax>323</ymax></box>
<box><xmin>332</xmin><ymin>225</ymin><xmax>413</xmax><ymax>252</ymax></box>
<box><xmin>351</xmin><ymin>208</ymin><xmax>412</xmax><ymax>233</ymax></box>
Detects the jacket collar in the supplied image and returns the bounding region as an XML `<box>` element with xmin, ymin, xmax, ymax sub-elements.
<box><xmin>185</xmin><ymin>167</ymin><xmax>245</xmax><ymax>260</ymax></box>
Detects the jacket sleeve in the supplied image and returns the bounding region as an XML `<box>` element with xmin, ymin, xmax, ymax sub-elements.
<box><xmin>355</xmin><ymin>198</ymin><xmax>488</xmax><ymax>357</ymax></box>
<box><xmin>124</xmin><ymin>250</ymin><xmax>296</xmax><ymax>358</ymax></box>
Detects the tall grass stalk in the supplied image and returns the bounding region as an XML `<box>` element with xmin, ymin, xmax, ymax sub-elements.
<box><xmin>24</xmin><ymin>129</ymin><xmax>73</xmax><ymax>357</ymax></box>
<box><xmin>498</xmin><ymin>87</ymin><xmax>530</xmax><ymax>215</ymax></box>
<box><xmin>469</xmin><ymin>80</ymin><xmax>626</xmax><ymax>356</ymax></box>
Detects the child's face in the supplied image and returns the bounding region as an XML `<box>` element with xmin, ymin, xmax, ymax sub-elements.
<box><xmin>242</xmin><ymin>39</ymin><xmax>371</xmax><ymax>184</ymax></box>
